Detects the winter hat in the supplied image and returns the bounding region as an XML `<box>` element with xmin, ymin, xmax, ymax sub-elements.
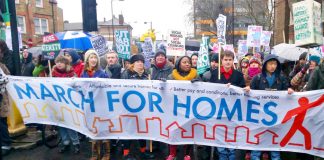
<box><xmin>245</xmin><ymin>52</ymin><xmax>253</xmax><ymax>57</ymax></box>
<box><xmin>299</xmin><ymin>52</ymin><xmax>307</xmax><ymax>60</ymax></box>
<box><xmin>309</xmin><ymin>55</ymin><xmax>320</xmax><ymax>65</ymax></box>
<box><xmin>175</xmin><ymin>56</ymin><xmax>191</xmax><ymax>72</ymax></box>
<box><xmin>55</xmin><ymin>55</ymin><xmax>70</xmax><ymax>65</ymax></box>
<box><xmin>63</xmin><ymin>48</ymin><xmax>81</xmax><ymax>65</ymax></box>
<box><xmin>240</xmin><ymin>57</ymin><xmax>250</xmax><ymax>68</ymax></box>
<box><xmin>249</xmin><ymin>57</ymin><xmax>262</xmax><ymax>66</ymax></box>
<box><xmin>84</xmin><ymin>49</ymin><xmax>100</xmax><ymax>66</ymax></box>
<box><xmin>210</xmin><ymin>53</ymin><xmax>219</xmax><ymax>62</ymax></box>
<box><xmin>154</xmin><ymin>49</ymin><xmax>166</xmax><ymax>60</ymax></box>
<box><xmin>130</xmin><ymin>54</ymin><xmax>145</xmax><ymax>64</ymax></box>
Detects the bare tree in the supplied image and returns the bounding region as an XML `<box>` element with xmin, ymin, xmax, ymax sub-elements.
<box><xmin>236</xmin><ymin>0</ymin><xmax>275</xmax><ymax>31</ymax></box>
<box><xmin>186</xmin><ymin>0</ymin><xmax>225</xmax><ymax>37</ymax></box>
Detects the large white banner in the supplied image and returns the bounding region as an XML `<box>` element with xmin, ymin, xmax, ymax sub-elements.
<box><xmin>6</xmin><ymin>76</ymin><xmax>324</xmax><ymax>158</ymax></box>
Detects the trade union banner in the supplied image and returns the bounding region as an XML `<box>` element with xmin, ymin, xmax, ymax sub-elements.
<box><xmin>5</xmin><ymin>76</ymin><xmax>324</xmax><ymax>158</ymax></box>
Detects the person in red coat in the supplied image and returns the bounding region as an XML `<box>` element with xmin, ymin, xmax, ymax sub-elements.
<box><xmin>63</xmin><ymin>48</ymin><xmax>84</xmax><ymax>77</ymax></box>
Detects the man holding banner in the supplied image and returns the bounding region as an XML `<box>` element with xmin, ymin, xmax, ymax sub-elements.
<box><xmin>248</xmin><ymin>54</ymin><xmax>294</xmax><ymax>160</ymax></box>
<box><xmin>209</xmin><ymin>50</ymin><xmax>246</xmax><ymax>160</ymax></box>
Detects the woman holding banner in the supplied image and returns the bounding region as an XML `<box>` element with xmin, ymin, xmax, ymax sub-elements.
<box><xmin>167</xmin><ymin>55</ymin><xmax>199</xmax><ymax>160</ymax></box>
<box><xmin>81</xmin><ymin>49</ymin><xmax>110</xmax><ymax>160</ymax></box>
<box><xmin>52</xmin><ymin>55</ymin><xmax>81</xmax><ymax>154</ymax></box>
<box><xmin>121</xmin><ymin>54</ymin><xmax>155</xmax><ymax>160</ymax></box>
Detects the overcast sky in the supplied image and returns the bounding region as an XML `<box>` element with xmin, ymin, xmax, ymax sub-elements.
<box><xmin>57</xmin><ymin>0</ymin><xmax>193</xmax><ymax>39</ymax></box>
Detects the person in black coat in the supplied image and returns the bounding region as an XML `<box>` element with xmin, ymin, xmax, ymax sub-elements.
<box><xmin>151</xmin><ymin>49</ymin><xmax>173</xmax><ymax>80</ymax></box>
<box><xmin>209</xmin><ymin>50</ymin><xmax>245</xmax><ymax>88</ymax></box>
<box><xmin>105</xmin><ymin>50</ymin><xmax>122</xmax><ymax>79</ymax></box>
<box><xmin>21</xmin><ymin>49</ymin><xmax>35</xmax><ymax>76</ymax></box>
<box><xmin>246</xmin><ymin>54</ymin><xmax>293</xmax><ymax>160</ymax></box>
<box><xmin>208</xmin><ymin>50</ymin><xmax>245</xmax><ymax>160</ymax></box>
<box><xmin>0</xmin><ymin>40</ymin><xmax>15</xmax><ymax>75</ymax></box>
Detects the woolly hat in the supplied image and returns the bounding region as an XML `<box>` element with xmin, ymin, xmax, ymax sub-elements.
<box><xmin>84</xmin><ymin>49</ymin><xmax>100</xmax><ymax>66</ymax></box>
<box><xmin>63</xmin><ymin>48</ymin><xmax>81</xmax><ymax>65</ymax></box>
<box><xmin>55</xmin><ymin>55</ymin><xmax>70</xmax><ymax>65</ymax></box>
<box><xmin>154</xmin><ymin>49</ymin><xmax>166</xmax><ymax>60</ymax></box>
<box><xmin>309</xmin><ymin>55</ymin><xmax>320</xmax><ymax>65</ymax></box>
<box><xmin>249</xmin><ymin>57</ymin><xmax>262</xmax><ymax>66</ymax></box>
<box><xmin>130</xmin><ymin>54</ymin><xmax>145</xmax><ymax>64</ymax></box>
<box><xmin>240</xmin><ymin>57</ymin><xmax>250</xmax><ymax>68</ymax></box>
<box><xmin>210</xmin><ymin>53</ymin><xmax>219</xmax><ymax>62</ymax></box>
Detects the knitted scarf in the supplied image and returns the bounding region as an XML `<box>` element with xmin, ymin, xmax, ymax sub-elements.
<box><xmin>171</xmin><ymin>68</ymin><xmax>197</xmax><ymax>80</ymax></box>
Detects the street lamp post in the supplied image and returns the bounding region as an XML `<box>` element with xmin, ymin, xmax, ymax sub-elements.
<box><xmin>144</xmin><ymin>21</ymin><xmax>152</xmax><ymax>30</ymax></box>
<box><xmin>49</xmin><ymin>0</ymin><xmax>57</xmax><ymax>33</ymax></box>
<box><xmin>111</xmin><ymin>0</ymin><xmax>124</xmax><ymax>49</ymax></box>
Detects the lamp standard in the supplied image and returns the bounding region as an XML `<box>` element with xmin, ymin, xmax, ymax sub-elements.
<box><xmin>49</xmin><ymin>0</ymin><xmax>57</xmax><ymax>33</ymax></box>
<box><xmin>111</xmin><ymin>0</ymin><xmax>124</xmax><ymax>48</ymax></box>
<box><xmin>144</xmin><ymin>21</ymin><xmax>152</xmax><ymax>30</ymax></box>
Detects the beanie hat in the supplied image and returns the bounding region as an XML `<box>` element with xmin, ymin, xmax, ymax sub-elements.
<box><xmin>249</xmin><ymin>57</ymin><xmax>262</xmax><ymax>66</ymax></box>
<box><xmin>63</xmin><ymin>48</ymin><xmax>80</xmax><ymax>65</ymax></box>
<box><xmin>210</xmin><ymin>53</ymin><xmax>219</xmax><ymax>62</ymax></box>
<box><xmin>130</xmin><ymin>54</ymin><xmax>145</xmax><ymax>64</ymax></box>
<box><xmin>55</xmin><ymin>55</ymin><xmax>70</xmax><ymax>65</ymax></box>
<box><xmin>84</xmin><ymin>49</ymin><xmax>100</xmax><ymax>66</ymax></box>
<box><xmin>240</xmin><ymin>57</ymin><xmax>250</xmax><ymax>68</ymax></box>
<box><xmin>309</xmin><ymin>55</ymin><xmax>320</xmax><ymax>65</ymax></box>
<box><xmin>175</xmin><ymin>56</ymin><xmax>191</xmax><ymax>72</ymax></box>
<box><xmin>299</xmin><ymin>52</ymin><xmax>307</xmax><ymax>60</ymax></box>
<box><xmin>154</xmin><ymin>49</ymin><xmax>166</xmax><ymax>60</ymax></box>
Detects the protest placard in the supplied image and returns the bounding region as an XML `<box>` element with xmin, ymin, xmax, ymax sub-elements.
<box><xmin>142</xmin><ymin>37</ymin><xmax>154</xmax><ymax>68</ymax></box>
<box><xmin>293</xmin><ymin>0</ymin><xmax>323</xmax><ymax>46</ymax></box>
<box><xmin>115</xmin><ymin>30</ymin><xmax>131</xmax><ymax>59</ymax></box>
<box><xmin>90</xmin><ymin>35</ymin><xmax>107</xmax><ymax>57</ymax></box>
<box><xmin>238</xmin><ymin>40</ymin><xmax>248</xmax><ymax>57</ymax></box>
<box><xmin>42</xmin><ymin>34</ymin><xmax>61</xmax><ymax>60</ymax></box>
<box><xmin>260</xmin><ymin>31</ymin><xmax>272</xmax><ymax>46</ymax></box>
<box><xmin>216</xmin><ymin>14</ymin><xmax>226</xmax><ymax>44</ymax></box>
<box><xmin>166</xmin><ymin>30</ymin><xmax>185</xmax><ymax>56</ymax></box>
<box><xmin>247</xmin><ymin>25</ymin><xmax>262</xmax><ymax>47</ymax></box>
<box><xmin>197</xmin><ymin>36</ymin><xmax>210</xmax><ymax>75</ymax></box>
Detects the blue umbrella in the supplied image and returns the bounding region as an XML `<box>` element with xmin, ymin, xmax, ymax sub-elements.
<box><xmin>55</xmin><ymin>31</ymin><xmax>93</xmax><ymax>51</ymax></box>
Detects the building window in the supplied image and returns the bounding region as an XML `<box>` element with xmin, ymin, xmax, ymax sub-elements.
<box><xmin>34</xmin><ymin>18</ymin><xmax>48</xmax><ymax>34</ymax></box>
<box><xmin>15</xmin><ymin>0</ymin><xmax>19</xmax><ymax>4</ymax></box>
<box><xmin>36</xmin><ymin>0</ymin><xmax>43</xmax><ymax>8</ymax></box>
<box><xmin>17</xmin><ymin>16</ymin><xmax>26</xmax><ymax>33</ymax></box>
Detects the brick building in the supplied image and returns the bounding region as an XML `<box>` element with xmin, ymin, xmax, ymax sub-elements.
<box><xmin>15</xmin><ymin>0</ymin><xmax>63</xmax><ymax>47</ymax></box>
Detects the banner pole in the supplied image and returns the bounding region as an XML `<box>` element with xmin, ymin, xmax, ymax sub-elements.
<box><xmin>218</xmin><ymin>43</ymin><xmax>221</xmax><ymax>80</ymax></box>
<box><xmin>48</xmin><ymin>60</ymin><xmax>53</xmax><ymax>77</ymax></box>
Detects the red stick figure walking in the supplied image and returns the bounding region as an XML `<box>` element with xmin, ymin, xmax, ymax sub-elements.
<box><xmin>280</xmin><ymin>95</ymin><xmax>324</xmax><ymax>150</ymax></box>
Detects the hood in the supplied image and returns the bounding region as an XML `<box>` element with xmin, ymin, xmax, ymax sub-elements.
<box><xmin>262</xmin><ymin>54</ymin><xmax>281</xmax><ymax>76</ymax></box>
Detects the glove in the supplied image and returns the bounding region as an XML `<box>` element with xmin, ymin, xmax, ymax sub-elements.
<box><xmin>160</xmin><ymin>78</ymin><xmax>167</xmax><ymax>82</ymax></box>
<box><xmin>191</xmin><ymin>78</ymin><xmax>200</xmax><ymax>83</ymax></box>
<box><xmin>300</xmin><ymin>63</ymin><xmax>310</xmax><ymax>74</ymax></box>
